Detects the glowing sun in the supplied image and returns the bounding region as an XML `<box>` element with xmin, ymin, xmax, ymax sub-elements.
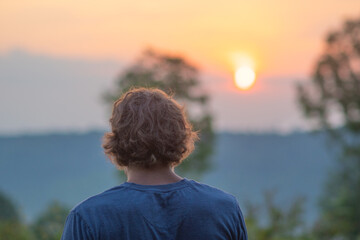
<box><xmin>234</xmin><ymin>66</ymin><xmax>256</xmax><ymax>90</ymax></box>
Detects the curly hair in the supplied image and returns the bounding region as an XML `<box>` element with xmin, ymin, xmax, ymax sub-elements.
<box><xmin>102</xmin><ymin>87</ymin><xmax>199</xmax><ymax>169</ymax></box>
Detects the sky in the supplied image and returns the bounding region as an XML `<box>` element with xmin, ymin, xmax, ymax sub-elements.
<box><xmin>0</xmin><ymin>0</ymin><xmax>359</xmax><ymax>134</ymax></box>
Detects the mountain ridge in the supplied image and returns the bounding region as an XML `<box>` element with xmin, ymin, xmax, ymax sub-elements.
<box><xmin>0</xmin><ymin>130</ymin><xmax>336</xmax><ymax>223</ymax></box>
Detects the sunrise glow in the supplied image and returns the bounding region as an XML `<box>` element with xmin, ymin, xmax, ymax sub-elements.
<box><xmin>234</xmin><ymin>66</ymin><xmax>256</xmax><ymax>90</ymax></box>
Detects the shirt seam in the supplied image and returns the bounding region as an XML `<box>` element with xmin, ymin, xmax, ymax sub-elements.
<box><xmin>134</xmin><ymin>183</ymin><xmax>192</xmax><ymax>230</ymax></box>
<box><xmin>73</xmin><ymin>210</ymin><xmax>95</xmax><ymax>239</ymax></box>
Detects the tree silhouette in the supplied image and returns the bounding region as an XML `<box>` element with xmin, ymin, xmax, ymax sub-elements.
<box><xmin>103</xmin><ymin>48</ymin><xmax>215</xmax><ymax>179</ymax></box>
<box><xmin>297</xmin><ymin>17</ymin><xmax>360</xmax><ymax>146</ymax></box>
<box><xmin>297</xmin><ymin>16</ymin><xmax>360</xmax><ymax>239</ymax></box>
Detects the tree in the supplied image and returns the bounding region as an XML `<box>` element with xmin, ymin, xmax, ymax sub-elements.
<box><xmin>297</xmin><ymin>16</ymin><xmax>360</xmax><ymax>239</ymax></box>
<box><xmin>0</xmin><ymin>190</ymin><xmax>34</xmax><ymax>240</ymax></box>
<box><xmin>297</xmin><ymin>17</ymin><xmax>360</xmax><ymax>146</ymax></box>
<box><xmin>0</xmin><ymin>190</ymin><xmax>20</xmax><ymax>223</ymax></box>
<box><xmin>103</xmin><ymin>48</ymin><xmax>215</xmax><ymax>179</ymax></box>
<box><xmin>31</xmin><ymin>201</ymin><xmax>69</xmax><ymax>240</ymax></box>
<box><xmin>312</xmin><ymin>146</ymin><xmax>360</xmax><ymax>240</ymax></box>
<box><xmin>245</xmin><ymin>191</ymin><xmax>312</xmax><ymax>240</ymax></box>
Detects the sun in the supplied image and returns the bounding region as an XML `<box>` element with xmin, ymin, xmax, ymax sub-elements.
<box><xmin>234</xmin><ymin>66</ymin><xmax>256</xmax><ymax>90</ymax></box>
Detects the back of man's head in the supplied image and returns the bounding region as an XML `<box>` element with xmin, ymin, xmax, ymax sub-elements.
<box><xmin>102</xmin><ymin>87</ymin><xmax>199</xmax><ymax>169</ymax></box>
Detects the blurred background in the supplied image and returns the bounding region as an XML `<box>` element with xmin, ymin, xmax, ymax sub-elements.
<box><xmin>1</xmin><ymin>1</ymin><xmax>360</xmax><ymax>239</ymax></box>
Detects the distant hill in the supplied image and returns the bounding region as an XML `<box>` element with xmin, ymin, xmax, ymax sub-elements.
<box><xmin>0</xmin><ymin>131</ymin><xmax>336</xmax><ymax>223</ymax></box>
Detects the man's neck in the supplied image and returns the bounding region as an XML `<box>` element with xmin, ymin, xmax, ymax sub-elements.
<box><xmin>125</xmin><ymin>164</ymin><xmax>183</xmax><ymax>185</ymax></box>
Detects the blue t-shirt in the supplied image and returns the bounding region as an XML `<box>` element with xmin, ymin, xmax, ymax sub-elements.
<box><xmin>61</xmin><ymin>178</ymin><xmax>248</xmax><ymax>240</ymax></box>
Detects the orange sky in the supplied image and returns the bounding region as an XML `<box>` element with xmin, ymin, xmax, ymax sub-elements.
<box><xmin>0</xmin><ymin>0</ymin><xmax>359</xmax><ymax>133</ymax></box>
<box><xmin>1</xmin><ymin>0</ymin><xmax>359</xmax><ymax>76</ymax></box>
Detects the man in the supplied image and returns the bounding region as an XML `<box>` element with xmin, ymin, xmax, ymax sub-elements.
<box><xmin>61</xmin><ymin>87</ymin><xmax>248</xmax><ymax>240</ymax></box>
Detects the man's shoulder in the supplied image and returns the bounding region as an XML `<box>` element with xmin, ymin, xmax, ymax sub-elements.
<box><xmin>70</xmin><ymin>185</ymin><xmax>127</xmax><ymax>214</ymax></box>
<box><xmin>187</xmin><ymin>179</ymin><xmax>237</xmax><ymax>206</ymax></box>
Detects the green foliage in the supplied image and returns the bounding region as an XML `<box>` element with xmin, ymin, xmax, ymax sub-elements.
<box><xmin>31</xmin><ymin>201</ymin><xmax>69</xmax><ymax>240</ymax></box>
<box><xmin>0</xmin><ymin>190</ymin><xmax>20</xmax><ymax>222</ymax></box>
<box><xmin>0</xmin><ymin>190</ymin><xmax>34</xmax><ymax>240</ymax></box>
<box><xmin>0</xmin><ymin>221</ymin><xmax>35</xmax><ymax>240</ymax></box>
<box><xmin>312</xmin><ymin>147</ymin><xmax>360</xmax><ymax>240</ymax></box>
<box><xmin>297</xmin><ymin>15</ymin><xmax>360</xmax><ymax>240</ymax></box>
<box><xmin>245</xmin><ymin>191</ymin><xmax>313</xmax><ymax>240</ymax></box>
<box><xmin>103</xmin><ymin>48</ymin><xmax>215</xmax><ymax>179</ymax></box>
